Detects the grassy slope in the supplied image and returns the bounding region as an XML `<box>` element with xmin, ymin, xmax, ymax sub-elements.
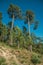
<box><xmin>0</xmin><ymin>42</ymin><xmax>43</xmax><ymax>65</ymax></box>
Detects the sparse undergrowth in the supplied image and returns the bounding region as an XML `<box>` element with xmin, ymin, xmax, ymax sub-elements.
<box><xmin>0</xmin><ymin>42</ymin><xmax>43</xmax><ymax>65</ymax></box>
<box><xmin>0</xmin><ymin>56</ymin><xmax>7</xmax><ymax>65</ymax></box>
<box><xmin>31</xmin><ymin>53</ymin><xmax>41</xmax><ymax>65</ymax></box>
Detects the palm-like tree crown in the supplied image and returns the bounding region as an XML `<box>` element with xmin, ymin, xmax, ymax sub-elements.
<box><xmin>25</xmin><ymin>10</ymin><xmax>34</xmax><ymax>24</ymax></box>
<box><xmin>8</xmin><ymin>4</ymin><xmax>22</xmax><ymax>19</ymax></box>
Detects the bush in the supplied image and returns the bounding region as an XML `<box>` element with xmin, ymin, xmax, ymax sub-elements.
<box><xmin>31</xmin><ymin>54</ymin><xmax>41</xmax><ymax>65</ymax></box>
<box><xmin>11</xmin><ymin>61</ymin><xmax>18</xmax><ymax>65</ymax></box>
<box><xmin>0</xmin><ymin>56</ymin><xmax>7</xmax><ymax>65</ymax></box>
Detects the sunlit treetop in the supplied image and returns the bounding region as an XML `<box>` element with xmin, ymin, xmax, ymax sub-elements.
<box><xmin>7</xmin><ymin>4</ymin><xmax>22</xmax><ymax>19</ymax></box>
<box><xmin>25</xmin><ymin>10</ymin><xmax>34</xmax><ymax>24</ymax></box>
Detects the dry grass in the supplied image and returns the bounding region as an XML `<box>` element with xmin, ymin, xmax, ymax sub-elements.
<box><xmin>0</xmin><ymin>42</ymin><xmax>43</xmax><ymax>65</ymax></box>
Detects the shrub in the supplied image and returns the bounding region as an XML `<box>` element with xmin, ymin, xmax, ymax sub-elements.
<box><xmin>31</xmin><ymin>54</ymin><xmax>41</xmax><ymax>65</ymax></box>
<box><xmin>0</xmin><ymin>56</ymin><xmax>7</xmax><ymax>65</ymax></box>
<box><xmin>11</xmin><ymin>61</ymin><xmax>18</xmax><ymax>65</ymax></box>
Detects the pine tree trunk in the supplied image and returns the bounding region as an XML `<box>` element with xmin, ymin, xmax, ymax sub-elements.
<box><xmin>10</xmin><ymin>14</ymin><xmax>14</xmax><ymax>46</ymax></box>
<box><xmin>28</xmin><ymin>19</ymin><xmax>30</xmax><ymax>36</ymax></box>
<box><xmin>28</xmin><ymin>18</ymin><xmax>32</xmax><ymax>52</ymax></box>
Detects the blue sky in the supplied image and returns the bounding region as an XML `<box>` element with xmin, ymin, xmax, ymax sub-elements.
<box><xmin>0</xmin><ymin>0</ymin><xmax>43</xmax><ymax>37</ymax></box>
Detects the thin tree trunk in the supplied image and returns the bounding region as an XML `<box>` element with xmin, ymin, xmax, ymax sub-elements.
<box><xmin>28</xmin><ymin>18</ymin><xmax>32</xmax><ymax>52</ymax></box>
<box><xmin>18</xmin><ymin>41</ymin><xmax>19</xmax><ymax>49</ymax></box>
<box><xmin>28</xmin><ymin>45</ymin><xmax>32</xmax><ymax>52</ymax></box>
<box><xmin>28</xmin><ymin>18</ymin><xmax>30</xmax><ymax>36</ymax></box>
<box><xmin>10</xmin><ymin>14</ymin><xmax>14</xmax><ymax>45</ymax></box>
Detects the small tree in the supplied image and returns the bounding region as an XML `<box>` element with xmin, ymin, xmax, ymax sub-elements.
<box><xmin>14</xmin><ymin>26</ymin><xmax>23</xmax><ymax>48</ymax></box>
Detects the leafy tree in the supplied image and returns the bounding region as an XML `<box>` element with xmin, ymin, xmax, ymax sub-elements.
<box><xmin>7</xmin><ymin>4</ymin><xmax>22</xmax><ymax>45</ymax></box>
<box><xmin>25</xmin><ymin>10</ymin><xmax>34</xmax><ymax>35</ymax></box>
<box><xmin>24</xmin><ymin>10</ymin><xmax>34</xmax><ymax>51</ymax></box>
<box><xmin>24</xmin><ymin>10</ymin><xmax>39</xmax><ymax>51</ymax></box>
<box><xmin>14</xmin><ymin>26</ymin><xmax>23</xmax><ymax>48</ymax></box>
<box><xmin>2</xmin><ymin>24</ymin><xmax>7</xmax><ymax>42</ymax></box>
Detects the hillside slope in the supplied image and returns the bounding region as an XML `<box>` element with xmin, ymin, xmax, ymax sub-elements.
<box><xmin>0</xmin><ymin>42</ymin><xmax>43</xmax><ymax>65</ymax></box>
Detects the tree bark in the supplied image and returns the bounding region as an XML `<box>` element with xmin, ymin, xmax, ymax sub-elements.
<box><xmin>28</xmin><ymin>44</ymin><xmax>32</xmax><ymax>52</ymax></box>
<box><xmin>28</xmin><ymin>18</ymin><xmax>32</xmax><ymax>52</ymax></box>
<box><xmin>28</xmin><ymin>18</ymin><xmax>30</xmax><ymax>36</ymax></box>
<box><xmin>10</xmin><ymin>14</ymin><xmax>14</xmax><ymax>45</ymax></box>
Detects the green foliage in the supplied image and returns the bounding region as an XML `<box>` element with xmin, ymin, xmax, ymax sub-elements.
<box><xmin>31</xmin><ymin>54</ymin><xmax>41</xmax><ymax>65</ymax></box>
<box><xmin>11</xmin><ymin>62</ymin><xmax>18</xmax><ymax>65</ymax></box>
<box><xmin>0</xmin><ymin>3</ymin><xmax>43</xmax><ymax>65</ymax></box>
<box><xmin>33</xmin><ymin>21</ymin><xmax>39</xmax><ymax>30</ymax></box>
<box><xmin>7</xmin><ymin>4</ymin><xmax>22</xmax><ymax>19</ymax></box>
<box><xmin>0</xmin><ymin>56</ymin><xmax>7</xmax><ymax>65</ymax></box>
<box><xmin>0</xmin><ymin>12</ymin><xmax>2</xmax><ymax>20</ymax></box>
<box><xmin>32</xmin><ymin>43</ymin><xmax>43</xmax><ymax>54</ymax></box>
<box><xmin>25</xmin><ymin>10</ymin><xmax>34</xmax><ymax>24</ymax></box>
<box><xmin>0</xmin><ymin>4</ymin><xmax>42</xmax><ymax>53</ymax></box>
